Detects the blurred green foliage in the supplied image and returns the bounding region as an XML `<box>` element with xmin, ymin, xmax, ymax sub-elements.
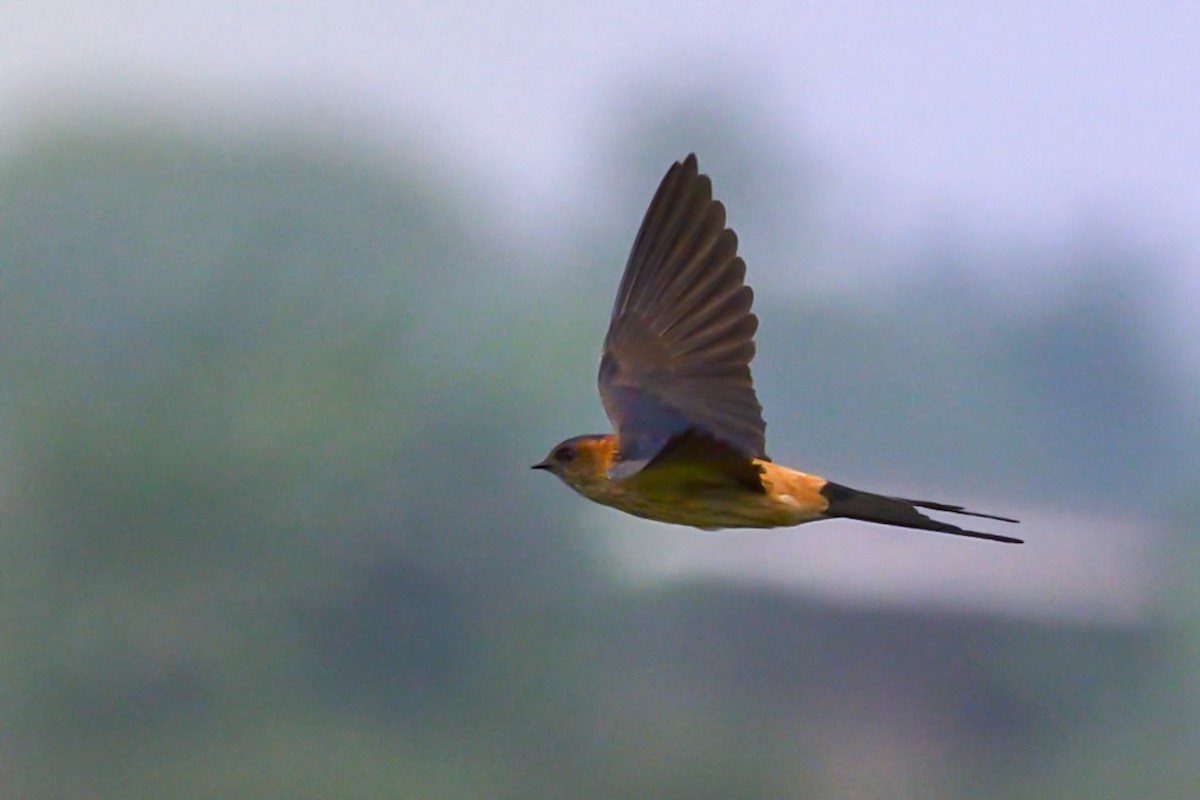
<box><xmin>0</xmin><ymin>120</ymin><xmax>1196</xmax><ymax>799</ymax></box>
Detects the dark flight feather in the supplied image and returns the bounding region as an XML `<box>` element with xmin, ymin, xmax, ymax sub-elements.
<box><xmin>599</xmin><ymin>154</ymin><xmax>767</xmax><ymax>471</ymax></box>
<box><xmin>820</xmin><ymin>481</ymin><xmax>1024</xmax><ymax>544</ymax></box>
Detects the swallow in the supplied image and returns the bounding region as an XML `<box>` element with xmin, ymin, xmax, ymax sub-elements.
<box><xmin>533</xmin><ymin>154</ymin><xmax>1021</xmax><ymax>544</ymax></box>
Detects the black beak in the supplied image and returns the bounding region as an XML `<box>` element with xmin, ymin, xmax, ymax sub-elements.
<box><xmin>531</xmin><ymin>461</ymin><xmax>551</xmax><ymax>471</ymax></box>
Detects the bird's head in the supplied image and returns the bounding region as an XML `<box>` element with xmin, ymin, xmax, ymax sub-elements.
<box><xmin>531</xmin><ymin>434</ymin><xmax>616</xmax><ymax>492</ymax></box>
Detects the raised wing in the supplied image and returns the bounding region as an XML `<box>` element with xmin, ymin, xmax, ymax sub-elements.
<box><xmin>599</xmin><ymin>154</ymin><xmax>766</xmax><ymax>474</ymax></box>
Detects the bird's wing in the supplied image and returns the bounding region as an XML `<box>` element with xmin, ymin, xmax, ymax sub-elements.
<box><xmin>599</xmin><ymin>154</ymin><xmax>766</xmax><ymax>477</ymax></box>
<box><xmin>631</xmin><ymin>427</ymin><xmax>767</xmax><ymax>492</ymax></box>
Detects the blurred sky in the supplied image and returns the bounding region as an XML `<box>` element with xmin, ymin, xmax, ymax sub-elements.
<box><xmin>4</xmin><ymin>2</ymin><xmax>1197</xmax><ymax>257</ymax></box>
<box><xmin>5</xmin><ymin>1</ymin><xmax>1196</xmax><ymax>615</ymax></box>
<box><xmin>5</xmin><ymin>1</ymin><xmax>1199</xmax><ymax>368</ymax></box>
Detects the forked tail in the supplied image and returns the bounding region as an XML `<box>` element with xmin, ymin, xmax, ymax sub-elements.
<box><xmin>820</xmin><ymin>481</ymin><xmax>1023</xmax><ymax>544</ymax></box>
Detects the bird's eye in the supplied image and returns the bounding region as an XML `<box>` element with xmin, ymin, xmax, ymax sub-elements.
<box><xmin>555</xmin><ymin>446</ymin><xmax>577</xmax><ymax>462</ymax></box>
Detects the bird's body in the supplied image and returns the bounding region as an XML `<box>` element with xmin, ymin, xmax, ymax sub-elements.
<box><xmin>544</xmin><ymin>433</ymin><xmax>827</xmax><ymax>530</ymax></box>
<box><xmin>534</xmin><ymin>155</ymin><xmax>1022</xmax><ymax>545</ymax></box>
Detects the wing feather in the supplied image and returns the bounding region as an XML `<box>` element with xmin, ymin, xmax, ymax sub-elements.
<box><xmin>599</xmin><ymin>154</ymin><xmax>766</xmax><ymax>470</ymax></box>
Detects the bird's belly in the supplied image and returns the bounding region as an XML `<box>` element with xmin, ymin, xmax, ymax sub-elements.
<box><xmin>592</xmin><ymin>481</ymin><xmax>819</xmax><ymax>530</ymax></box>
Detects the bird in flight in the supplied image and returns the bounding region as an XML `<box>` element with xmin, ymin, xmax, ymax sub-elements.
<box><xmin>533</xmin><ymin>154</ymin><xmax>1021</xmax><ymax>544</ymax></box>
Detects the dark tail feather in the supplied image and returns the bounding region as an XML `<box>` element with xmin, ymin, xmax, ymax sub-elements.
<box><xmin>820</xmin><ymin>481</ymin><xmax>1023</xmax><ymax>544</ymax></box>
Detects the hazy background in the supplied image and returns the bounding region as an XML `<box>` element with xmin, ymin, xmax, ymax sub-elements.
<box><xmin>2</xmin><ymin>3</ymin><xmax>1198</xmax><ymax>798</ymax></box>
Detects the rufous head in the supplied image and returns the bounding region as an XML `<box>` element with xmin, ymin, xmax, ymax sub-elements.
<box><xmin>531</xmin><ymin>434</ymin><xmax>615</xmax><ymax>491</ymax></box>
